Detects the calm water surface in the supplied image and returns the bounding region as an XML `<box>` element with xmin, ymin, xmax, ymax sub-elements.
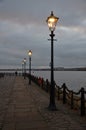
<box><xmin>33</xmin><ymin>71</ymin><xmax>86</xmax><ymax>92</ymax></box>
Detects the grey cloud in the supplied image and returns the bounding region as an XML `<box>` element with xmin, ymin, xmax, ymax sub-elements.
<box><xmin>0</xmin><ymin>0</ymin><xmax>86</xmax><ymax>68</ymax></box>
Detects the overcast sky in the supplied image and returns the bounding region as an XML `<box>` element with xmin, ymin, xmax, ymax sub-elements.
<box><xmin>0</xmin><ymin>0</ymin><xmax>86</xmax><ymax>69</ymax></box>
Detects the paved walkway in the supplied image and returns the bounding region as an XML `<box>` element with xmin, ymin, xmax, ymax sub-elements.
<box><xmin>0</xmin><ymin>76</ymin><xmax>86</xmax><ymax>130</ymax></box>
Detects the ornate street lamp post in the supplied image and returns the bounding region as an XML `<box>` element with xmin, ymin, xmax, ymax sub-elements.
<box><xmin>22</xmin><ymin>60</ymin><xmax>24</xmax><ymax>76</ymax></box>
<box><xmin>46</xmin><ymin>11</ymin><xmax>59</xmax><ymax>110</ymax></box>
<box><xmin>24</xmin><ymin>58</ymin><xmax>26</xmax><ymax>79</ymax></box>
<box><xmin>28</xmin><ymin>50</ymin><xmax>32</xmax><ymax>85</ymax></box>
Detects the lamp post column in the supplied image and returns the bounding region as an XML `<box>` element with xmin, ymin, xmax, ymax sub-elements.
<box><xmin>48</xmin><ymin>30</ymin><xmax>56</xmax><ymax>110</ymax></box>
<box><xmin>29</xmin><ymin>56</ymin><xmax>31</xmax><ymax>84</ymax></box>
<box><xmin>28</xmin><ymin>50</ymin><xmax>32</xmax><ymax>85</ymax></box>
<box><xmin>22</xmin><ymin>61</ymin><xmax>24</xmax><ymax>76</ymax></box>
<box><xmin>46</xmin><ymin>11</ymin><xmax>59</xmax><ymax>110</ymax></box>
<box><xmin>24</xmin><ymin>58</ymin><xmax>26</xmax><ymax>79</ymax></box>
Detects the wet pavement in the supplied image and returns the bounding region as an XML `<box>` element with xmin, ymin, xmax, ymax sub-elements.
<box><xmin>0</xmin><ymin>76</ymin><xmax>86</xmax><ymax>130</ymax></box>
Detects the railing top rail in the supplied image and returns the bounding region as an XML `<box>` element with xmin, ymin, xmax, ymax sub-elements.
<box><xmin>55</xmin><ymin>84</ymin><xmax>63</xmax><ymax>90</ymax></box>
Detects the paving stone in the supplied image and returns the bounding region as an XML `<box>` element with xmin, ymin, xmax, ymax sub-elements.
<box><xmin>0</xmin><ymin>76</ymin><xmax>86</xmax><ymax>130</ymax></box>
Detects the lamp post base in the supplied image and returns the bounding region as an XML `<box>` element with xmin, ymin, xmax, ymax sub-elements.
<box><xmin>48</xmin><ymin>104</ymin><xmax>57</xmax><ymax>111</ymax></box>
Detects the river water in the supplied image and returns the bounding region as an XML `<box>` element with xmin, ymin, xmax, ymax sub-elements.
<box><xmin>33</xmin><ymin>71</ymin><xmax>86</xmax><ymax>92</ymax></box>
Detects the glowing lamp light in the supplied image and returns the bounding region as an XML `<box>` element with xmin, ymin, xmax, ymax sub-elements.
<box><xmin>28</xmin><ymin>50</ymin><xmax>32</xmax><ymax>57</ymax></box>
<box><xmin>46</xmin><ymin>11</ymin><xmax>59</xmax><ymax>31</ymax></box>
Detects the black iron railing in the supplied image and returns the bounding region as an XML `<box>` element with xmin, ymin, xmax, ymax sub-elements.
<box><xmin>29</xmin><ymin>74</ymin><xmax>86</xmax><ymax>116</ymax></box>
<box><xmin>55</xmin><ymin>83</ymin><xmax>86</xmax><ymax>116</ymax></box>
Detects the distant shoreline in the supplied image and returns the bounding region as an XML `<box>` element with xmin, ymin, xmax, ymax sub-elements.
<box><xmin>0</xmin><ymin>67</ymin><xmax>86</xmax><ymax>72</ymax></box>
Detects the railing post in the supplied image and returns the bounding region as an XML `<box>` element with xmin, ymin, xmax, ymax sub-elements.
<box><xmin>81</xmin><ymin>87</ymin><xmax>85</xmax><ymax>116</ymax></box>
<box><xmin>41</xmin><ymin>78</ymin><xmax>44</xmax><ymax>89</ymax></box>
<box><xmin>71</xmin><ymin>91</ymin><xmax>74</xmax><ymax>109</ymax></box>
<box><xmin>46</xmin><ymin>79</ymin><xmax>49</xmax><ymax>92</ymax></box>
<box><xmin>58</xmin><ymin>87</ymin><xmax>60</xmax><ymax>100</ymax></box>
<box><xmin>62</xmin><ymin>83</ymin><xmax>66</xmax><ymax>104</ymax></box>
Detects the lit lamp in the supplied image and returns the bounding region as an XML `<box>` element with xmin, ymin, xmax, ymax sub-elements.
<box><xmin>46</xmin><ymin>11</ymin><xmax>59</xmax><ymax>110</ymax></box>
<box><xmin>24</xmin><ymin>58</ymin><xmax>26</xmax><ymax>79</ymax></box>
<box><xmin>28</xmin><ymin>50</ymin><xmax>32</xmax><ymax>85</ymax></box>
